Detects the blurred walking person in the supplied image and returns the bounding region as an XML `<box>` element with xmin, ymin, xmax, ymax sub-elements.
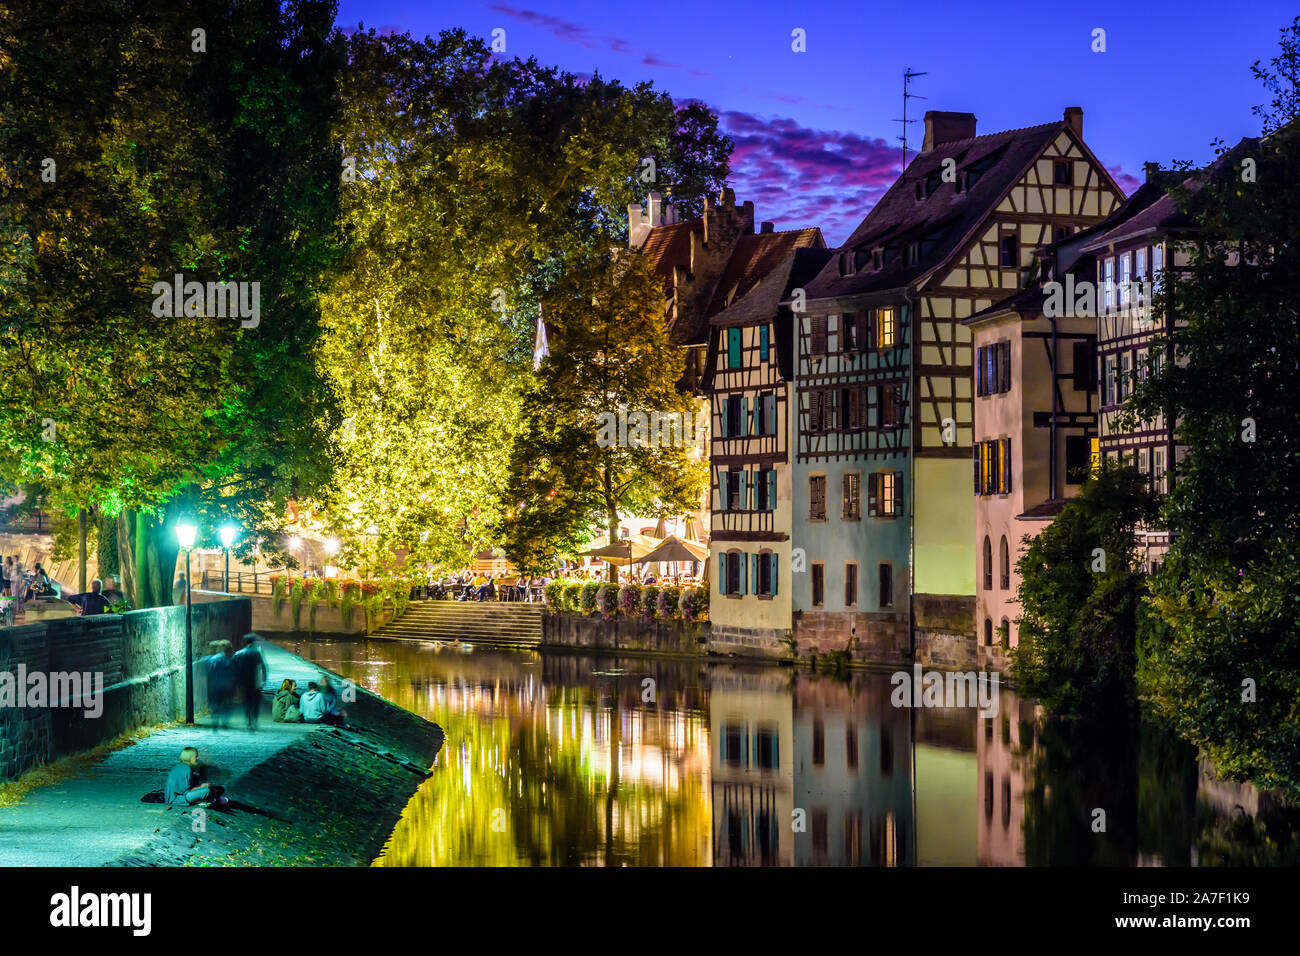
<box><xmin>233</xmin><ymin>634</ymin><xmax>267</xmax><ymax>730</ymax></box>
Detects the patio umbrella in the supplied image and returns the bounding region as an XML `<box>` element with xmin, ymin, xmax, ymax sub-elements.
<box><xmin>580</xmin><ymin>534</ymin><xmax>661</xmax><ymax>566</ymax></box>
<box><xmin>633</xmin><ymin>535</ymin><xmax>709</xmax><ymax>565</ymax></box>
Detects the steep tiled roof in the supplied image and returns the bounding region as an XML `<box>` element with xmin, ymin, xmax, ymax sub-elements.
<box><xmin>1082</xmin><ymin>138</ymin><xmax>1259</xmax><ymax>251</ymax></box>
<box><xmin>640</xmin><ymin>220</ymin><xmax>698</xmax><ymax>278</ymax></box>
<box><xmin>710</xmin><ymin>245</ymin><xmax>834</xmax><ymax>327</ymax></box>
<box><xmin>801</xmin><ymin>119</ymin><xmax>1090</xmax><ymax>302</ymax></box>
<box><xmin>707</xmin><ymin>228</ymin><xmax>826</xmax><ymax>316</ymax></box>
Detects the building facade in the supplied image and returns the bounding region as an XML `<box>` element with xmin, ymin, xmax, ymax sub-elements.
<box><xmin>790</xmin><ymin>108</ymin><xmax>1124</xmax><ymax>662</ymax></box>
<box><xmin>703</xmin><ymin>246</ymin><xmax>830</xmax><ymax>655</ymax></box>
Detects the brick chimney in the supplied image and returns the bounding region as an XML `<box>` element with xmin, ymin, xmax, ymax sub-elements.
<box><xmin>760</xmin><ymin>221</ymin><xmax>774</xmax><ymax>234</ymax></box>
<box><xmin>922</xmin><ymin>111</ymin><xmax>977</xmax><ymax>152</ymax></box>
<box><xmin>1064</xmin><ymin>106</ymin><xmax>1083</xmax><ymax>138</ymax></box>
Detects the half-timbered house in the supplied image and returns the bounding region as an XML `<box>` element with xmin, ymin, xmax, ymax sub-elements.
<box><xmin>1078</xmin><ymin>140</ymin><xmax>1257</xmax><ymax>572</ymax></box>
<box><xmin>790</xmin><ymin>108</ymin><xmax>1125</xmax><ymax>660</ymax></box>
<box><xmin>631</xmin><ymin>188</ymin><xmax>823</xmax><ymax>558</ymax></box>
<box><xmin>703</xmin><ymin>245</ymin><xmax>831</xmax><ymax>655</ymax></box>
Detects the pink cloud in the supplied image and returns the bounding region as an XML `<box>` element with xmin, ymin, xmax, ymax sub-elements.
<box><xmin>489</xmin><ymin>5</ymin><xmax>699</xmax><ymax>74</ymax></box>
<box><xmin>717</xmin><ymin>110</ymin><xmax>902</xmax><ymax>244</ymax></box>
<box><xmin>1107</xmin><ymin>164</ymin><xmax>1143</xmax><ymax>195</ymax></box>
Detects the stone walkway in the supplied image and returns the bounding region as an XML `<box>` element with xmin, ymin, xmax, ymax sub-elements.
<box><xmin>0</xmin><ymin>642</ymin><xmax>387</xmax><ymax>867</ymax></box>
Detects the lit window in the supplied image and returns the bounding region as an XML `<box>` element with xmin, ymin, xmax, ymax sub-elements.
<box><xmin>876</xmin><ymin>307</ymin><xmax>897</xmax><ymax>348</ymax></box>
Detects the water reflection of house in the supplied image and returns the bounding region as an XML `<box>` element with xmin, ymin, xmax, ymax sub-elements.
<box><xmin>976</xmin><ymin>691</ymin><xmax>1034</xmax><ymax>865</ymax></box>
<box><xmin>792</xmin><ymin>675</ymin><xmax>915</xmax><ymax>866</ymax></box>
<box><xmin>913</xmin><ymin>704</ymin><xmax>978</xmax><ymax>865</ymax></box>
<box><xmin>708</xmin><ymin>669</ymin><xmax>795</xmax><ymax>866</ymax></box>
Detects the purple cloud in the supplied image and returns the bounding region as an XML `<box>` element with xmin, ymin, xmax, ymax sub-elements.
<box><xmin>716</xmin><ymin>109</ymin><xmax>901</xmax><ymax>245</ymax></box>
<box><xmin>1107</xmin><ymin>164</ymin><xmax>1142</xmax><ymax>195</ymax></box>
<box><xmin>489</xmin><ymin>5</ymin><xmax>707</xmax><ymax>76</ymax></box>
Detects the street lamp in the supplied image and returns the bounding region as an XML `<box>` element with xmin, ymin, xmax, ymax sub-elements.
<box><xmin>175</xmin><ymin>520</ymin><xmax>198</xmax><ymax>725</ymax></box>
<box><xmin>219</xmin><ymin>524</ymin><xmax>238</xmax><ymax>593</ymax></box>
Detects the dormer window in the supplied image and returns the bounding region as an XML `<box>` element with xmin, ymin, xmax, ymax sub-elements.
<box><xmin>839</xmin><ymin>251</ymin><xmax>854</xmax><ymax>276</ymax></box>
<box><xmin>905</xmin><ymin>242</ymin><xmax>920</xmax><ymax>267</ymax></box>
<box><xmin>872</xmin><ymin>248</ymin><xmax>883</xmax><ymax>270</ymax></box>
<box><xmin>915</xmin><ymin>181</ymin><xmax>925</xmax><ymax>201</ymax></box>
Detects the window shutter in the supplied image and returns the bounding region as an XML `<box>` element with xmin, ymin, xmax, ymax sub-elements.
<box><xmin>1001</xmin><ymin>438</ymin><xmax>1012</xmax><ymax>494</ymax></box>
<box><xmin>975</xmin><ymin>346</ymin><xmax>985</xmax><ymax>396</ymax></box>
<box><xmin>767</xmin><ymin>469</ymin><xmax>777</xmax><ymax>511</ymax></box>
<box><xmin>720</xmin><ymin>470</ymin><xmax>730</xmax><ymax>510</ymax></box>
<box><xmin>752</xmin><ymin>553</ymin><xmax>760</xmax><ymax>594</ymax></box>
<box><xmin>770</xmin><ymin>553</ymin><xmax>779</xmax><ymax>595</ymax></box>
<box><xmin>738</xmin><ymin>397</ymin><xmax>748</xmax><ymax>437</ymax></box>
<box><xmin>760</xmin><ymin>324</ymin><xmax>769</xmax><ymax>361</ymax></box>
<box><xmin>719</xmin><ymin>400</ymin><xmax>729</xmax><ymax>438</ymax></box>
<box><xmin>998</xmin><ymin>341</ymin><xmax>1010</xmax><ymax>393</ymax></box>
<box><xmin>868</xmin><ymin>471</ymin><xmax>879</xmax><ymax>516</ymax></box>
<box><xmin>765</xmin><ymin>394</ymin><xmax>776</xmax><ymax>434</ymax></box>
<box><xmin>812</xmin><ymin>316</ymin><xmax>827</xmax><ymax>355</ymax></box>
<box><xmin>739</xmin><ymin>552</ymin><xmax>748</xmax><ymax>595</ymax></box>
<box><xmin>894</xmin><ymin>473</ymin><xmax>904</xmax><ymax>515</ymax></box>
<box><xmin>973</xmin><ymin>443</ymin><xmax>982</xmax><ymax>496</ymax></box>
<box><xmin>727</xmin><ymin>328</ymin><xmax>742</xmax><ymax>369</ymax></box>
<box><xmin>718</xmin><ymin>552</ymin><xmax>727</xmax><ymax>594</ymax></box>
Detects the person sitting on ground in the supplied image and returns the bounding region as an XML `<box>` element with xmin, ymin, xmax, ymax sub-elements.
<box><xmin>299</xmin><ymin>681</ymin><xmax>328</xmax><ymax>722</ymax></box>
<box><xmin>318</xmin><ymin>675</ymin><xmax>351</xmax><ymax>727</ymax></box>
<box><xmin>76</xmin><ymin>578</ymin><xmax>112</xmax><ymax>616</ymax></box>
<box><xmin>272</xmin><ymin>679</ymin><xmax>301</xmax><ymax>722</ymax></box>
<box><xmin>164</xmin><ymin>746</ymin><xmax>228</xmax><ymax>808</ymax></box>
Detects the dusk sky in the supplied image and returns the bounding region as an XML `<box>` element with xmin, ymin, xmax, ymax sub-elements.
<box><xmin>337</xmin><ymin>1</ymin><xmax>1296</xmax><ymax>244</ymax></box>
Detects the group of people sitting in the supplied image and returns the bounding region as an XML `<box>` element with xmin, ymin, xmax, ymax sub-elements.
<box><xmin>429</xmin><ymin>569</ymin><xmax>546</xmax><ymax>602</ymax></box>
<box><xmin>159</xmin><ymin>637</ymin><xmax>355</xmax><ymax>809</ymax></box>
<box><xmin>271</xmin><ymin>676</ymin><xmax>351</xmax><ymax>727</ymax></box>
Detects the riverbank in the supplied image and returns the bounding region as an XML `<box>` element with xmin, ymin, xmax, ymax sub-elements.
<box><xmin>0</xmin><ymin>642</ymin><xmax>442</xmax><ymax>866</ymax></box>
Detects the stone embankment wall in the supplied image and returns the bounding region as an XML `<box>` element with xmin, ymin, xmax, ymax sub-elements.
<box><xmin>542</xmin><ymin>610</ymin><xmax>709</xmax><ymax>656</ymax></box>
<box><xmin>0</xmin><ymin>598</ymin><xmax>251</xmax><ymax>782</ymax></box>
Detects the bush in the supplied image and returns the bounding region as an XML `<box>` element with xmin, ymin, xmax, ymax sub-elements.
<box><xmin>640</xmin><ymin>585</ymin><xmax>659</xmax><ymax>621</ymax></box>
<box><xmin>617</xmin><ymin>584</ymin><xmax>641</xmax><ymax>617</ymax></box>
<box><xmin>544</xmin><ymin>579</ymin><xmax>565</xmax><ymax>607</ymax></box>
<box><xmin>596</xmin><ymin>585</ymin><xmax>618</xmax><ymax>620</ymax></box>
<box><xmin>579</xmin><ymin>581</ymin><xmax>600</xmax><ymax>615</ymax></box>
<box><xmin>562</xmin><ymin>580</ymin><xmax>585</xmax><ymax>611</ymax></box>
<box><xmin>656</xmin><ymin>585</ymin><xmax>681</xmax><ymax>621</ymax></box>
<box><xmin>680</xmin><ymin>586</ymin><xmax>709</xmax><ymax>623</ymax></box>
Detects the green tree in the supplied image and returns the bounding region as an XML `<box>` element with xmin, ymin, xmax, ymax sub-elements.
<box><xmin>0</xmin><ymin>0</ymin><xmax>345</xmax><ymax>604</ymax></box>
<box><xmin>1129</xmin><ymin>18</ymin><xmax>1300</xmax><ymax>794</ymax></box>
<box><xmin>317</xmin><ymin>29</ymin><xmax>728</xmax><ymax>569</ymax></box>
<box><xmin>496</xmin><ymin>250</ymin><xmax>706</xmax><ymax>574</ymax></box>
<box><xmin>1009</xmin><ymin>464</ymin><xmax>1156</xmax><ymax>718</ymax></box>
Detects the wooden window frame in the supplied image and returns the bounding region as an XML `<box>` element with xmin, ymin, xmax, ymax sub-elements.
<box><xmin>844</xmin><ymin>561</ymin><xmax>858</xmax><ymax>609</ymax></box>
<box><xmin>808</xmin><ymin>473</ymin><xmax>827</xmax><ymax>522</ymax></box>
<box><xmin>842</xmin><ymin>471</ymin><xmax>862</xmax><ymax>521</ymax></box>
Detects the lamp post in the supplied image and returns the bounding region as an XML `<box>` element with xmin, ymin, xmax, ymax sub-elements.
<box><xmin>219</xmin><ymin>524</ymin><xmax>237</xmax><ymax>593</ymax></box>
<box><xmin>176</xmin><ymin>520</ymin><xmax>198</xmax><ymax>724</ymax></box>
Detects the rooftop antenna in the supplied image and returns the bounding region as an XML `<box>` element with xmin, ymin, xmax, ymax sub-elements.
<box><xmin>893</xmin><ymin>68</ymin><xmax>928</xmax><ymax>171</ymax></box>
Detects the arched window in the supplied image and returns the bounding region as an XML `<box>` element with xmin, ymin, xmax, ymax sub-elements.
<box><xmin>1001</xmin><ymin>618</ymin><xmax>1010</xmax><ymax>647</ymax></box>
<box><xmin>982</xmin><ymin>536</ymin><xmax>993</xmax><ymax>591</ymax></box>
<box><xmin>999</xmin><ymin>536</ymin><xmax>1010</xmax><ymax>590</ymax></box>
<box><xmin>984</xmin><ymin>617</ymin><xmax>993</xmax><ymax>647</ymax></box>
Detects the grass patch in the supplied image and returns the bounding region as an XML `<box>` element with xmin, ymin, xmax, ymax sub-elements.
<box><xmin>0</xmin><ymin>719</ymin><xmax>183</xmax><ymax>809</ymax></box>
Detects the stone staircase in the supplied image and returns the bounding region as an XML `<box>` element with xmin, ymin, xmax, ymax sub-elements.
<box><xmin>368</xmin><ymin>599</ymin><xmax>544</xmax><ymax>646</ymax></box>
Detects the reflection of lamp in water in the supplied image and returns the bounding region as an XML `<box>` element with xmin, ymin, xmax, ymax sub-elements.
<box><xmin>175</xmin><ymin>520</ymin><xmax>198</xmax><ymax>724</ymax></box>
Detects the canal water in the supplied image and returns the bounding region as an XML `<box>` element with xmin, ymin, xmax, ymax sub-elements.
<box><xmin>276</xmin><ymin>637</ymin><xmax>1273</xmax><ymax>866</ymax></box>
